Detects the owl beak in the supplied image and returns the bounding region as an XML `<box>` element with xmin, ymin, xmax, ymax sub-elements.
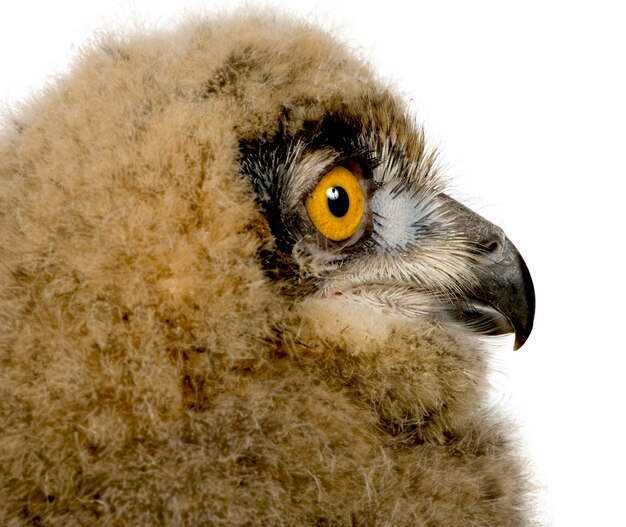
<box><xmin>442</xmin><ymin>196</ymin><xmax>535</xmax><ymax>350</ymax></box>
<box><xmin>466</xmin><ymin>235</ymin><xmax>535</xmax><ymax>350</ymax></box>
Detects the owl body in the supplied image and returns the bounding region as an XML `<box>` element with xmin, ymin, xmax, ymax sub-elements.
<box><xmin>0</xmin><ymin>13</ymin><xmax>533</xmax><ymax>526</ymax></box>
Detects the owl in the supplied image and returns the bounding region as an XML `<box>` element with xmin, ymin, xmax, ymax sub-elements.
<box><xmin>0</xmin><ymin>12</ymin><xmax>535</xmax><ymax>526</ymax></box>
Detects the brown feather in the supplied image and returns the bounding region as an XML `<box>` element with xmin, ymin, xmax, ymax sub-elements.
<box><xmin>0</xmin><ymin>12</ymin><xmax>535</xmax><ymax>525</ymax></box>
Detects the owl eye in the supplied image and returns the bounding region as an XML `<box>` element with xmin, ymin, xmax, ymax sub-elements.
<box><xmin>305</xmin><ymin>166</ymin><xmax>364</xmax><ymax>241</ymax></box>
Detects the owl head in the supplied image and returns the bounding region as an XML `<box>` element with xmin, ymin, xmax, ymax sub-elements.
<box><xmin>0</xmin><ymin>12</ymin><xmax>535</xmax><ymax>525</ymax></box>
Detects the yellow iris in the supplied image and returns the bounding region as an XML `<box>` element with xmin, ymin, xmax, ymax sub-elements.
<box><xmin>305</xmin><ymin>166</ymin><xmax>364</xmax><ymax>241</ymax></box>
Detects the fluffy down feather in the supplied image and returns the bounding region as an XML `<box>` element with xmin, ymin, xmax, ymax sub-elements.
<box><xmin>0</xmin><ymin>12</ymin><xmax>533</xmax><ymax>526</ymax></box>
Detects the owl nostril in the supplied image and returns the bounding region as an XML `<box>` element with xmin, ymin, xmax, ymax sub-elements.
<box><xmin>486</xmin><ymin>241</ymin><xmax>500</xmax><ymax>254</ymax></box>
<box><xmin>482</xmin><ymin>229</ymin><xmax>507</xmax><ymax>262</ymax></box>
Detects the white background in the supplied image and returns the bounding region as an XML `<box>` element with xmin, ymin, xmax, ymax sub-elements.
<box><xmin>2</xmin><ymin>1</ymin><xmax>624</xmax><ymax>525</ymax></box>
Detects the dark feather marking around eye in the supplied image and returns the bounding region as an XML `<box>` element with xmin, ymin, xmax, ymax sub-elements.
<box><xmin>306</xmin><ymin>113</ymin><xmax>380</xmax><ymax>178</ymax></box>
<box><xmin>239</xmin><ymin>134</ymin><xmax>304</xmax><ymax>254</ymax></box>
<box><xmin>238</xmin><ymin>110</ymin><xmax>379</xmax><ymax>229</ymax></box>
<box><xmin>238</xmin><ymin>109</ymin><xmax>385</xmax><ymax>286</ymax></box>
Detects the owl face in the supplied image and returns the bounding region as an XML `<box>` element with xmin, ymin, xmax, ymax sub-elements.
<box><xmin>240</xmin><ymin>95</ymin><xmax>534</xmax><ymax>349</ymax></box>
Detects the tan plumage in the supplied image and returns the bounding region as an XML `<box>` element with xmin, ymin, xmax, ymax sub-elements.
<box><xmin>0</xmin><ymin>12</ymin><xmax>535</xmax><ymax>525</ymax></box>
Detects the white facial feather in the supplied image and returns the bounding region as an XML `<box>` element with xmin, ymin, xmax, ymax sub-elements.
<box><xmin>371</xmin><ymin>186</ymin><xmax>436</xmax><ymax>252</ymax></box>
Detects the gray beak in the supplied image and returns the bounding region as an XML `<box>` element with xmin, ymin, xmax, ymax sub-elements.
<box><xmin>442</xmin><ymin>196</ymin><xmax>535</xmax><ymax>350</ymax></box>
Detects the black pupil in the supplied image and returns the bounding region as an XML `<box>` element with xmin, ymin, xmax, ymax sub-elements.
<box><xmin>326</xmin><ymin>186</ymin><xmax>350</xmax><ymax>217</ymax></box>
